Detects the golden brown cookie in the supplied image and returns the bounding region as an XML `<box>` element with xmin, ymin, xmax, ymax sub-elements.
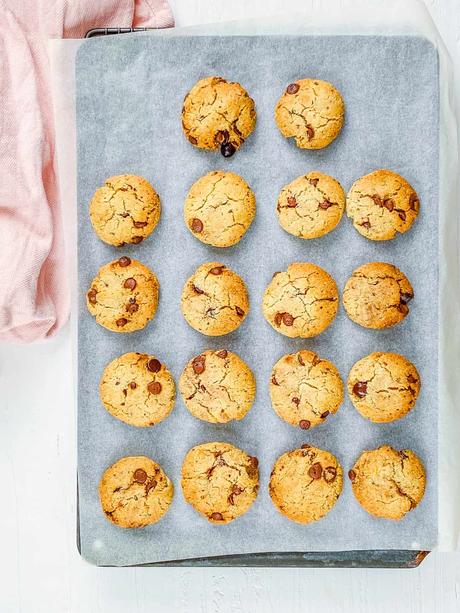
<box><xmin>181</xmin><ymin>262</ymin><xmax>249</xmax><ymax>336</ymax></box>
<box><xmin>348</xmin><ymin>352</ymin><xmax>420</xmax><ymax>423</ymax></box>
<box><xmin>99</xmin><ymin>352</ymin><xmax>176</xmax><ymax>427</ymax></box>
<box><xmin>342</xmin><ymin>262</ymin><xmax>413</xmax><ymax>329</ymax></box>
<box><xmin>269</xmin><ymin>444</ymin><xmax>343</xmax><ymax>524</ymax></box>
<box><xmin>181</xmin><ymin>442</ymin><xmax>259</xmax><ymax>523</ymax></box>
<box><xmin>277</xmin><ymin>171</ymin><xmax>345</xmax><ymax>239</ymax></box>
<box><xmin>346</xmin><ymin>169</ymin><xmax>420</xmax><ymax>241</ymax></box>
<box><xmin>86</xmin><ymin>257</ymin><xmax>159</xmax><ymax>333</ymax></box>
<box><xmin>275</xmin><ymin>78</ymin><xmax>344</xmax><ymax>149</ymax></box>
<box><xmin>184</xmin><ymin>171</ymin><xmax>256</xmax><ymax>247</ymax></box>
<box><xmin>182</xmin><ymin>76</ymin><xmax>256</xmax><ymax>157</ymax></box>
<box><xmin>262</xmin><ymin>262</ymin><xmax>338</xmax><ymax>338</ymax></box>
<box><xmin>270</xmin><ymin>350</ymin><xmax>343</xmax><ymax>430</ymax></box>
<box><xmin>89</xmin><ymin>174</ymin><xmax>160</xmax><ymax>246</ymax></box>
<box><xmin>349</xmin><ymin>446</ymin><xmax>426</xmax><ymax>520</ymax></box>
<box><xmin>99</xmin><ymin>456</ymin><xmax>173</xmax><ymax>528</ymax></box>
<box><xmin>179</xmin><ymin>349</ymin><xmax>255</xmax><ymax>423</ymax></box>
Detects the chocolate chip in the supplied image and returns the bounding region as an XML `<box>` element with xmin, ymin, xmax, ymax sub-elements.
<box><xmin>191</xmin><ymin>218</ymin><xmax>203</xmax><ymax>233</ymax></box>
<box><xmin>132</xmin><ymin>236</ymin><xmax>143</xmax><ymax>244</ymax></box>
<box><xmin>271</xmin><ymin>374</ymin><xmax>279</xmax><ymax>386</ymax></box>
<box><xmin>228</xmin><ymin>485</ymin><xmax>242</xmax><ymax>505</ymax></box>
<box><xmin>145</xmin><ymin>479</ymin><xmax>157</xmax><ymax>494</ymax></box>
<box><xmin>398</xmin><ymin>303</ymin><xmax>409</xmax><ymax>314</ymax></box>
<box><xmin>210</xmin><ymin>266</ymin><xmax>225</xmax><ymax>275</ymax></box>
<box><xmin>309</xmin><ymin>177</ymin><xmax>319</xmax><ymax>187</ymax></box>
<box><xmin>282</xmin><ymin>312</ymin><xmax>294</xmax><ymax>326</ymax></box>
<box><xmin>323</xmin><ymin>466</ymin><xmax>337</xmax><ymax>483</ymax></box>
<box><xmin>299</xmin><ymin>419</ymin><xmax>311</xmax><ymax>430</ymax></box>
<box><xmin>318</xmin><ymin>200</ymin><xmax>332</xmax><ymax>210</ymax></box>
<box><xmin>321</xmin><ymin>410</ymin><xmax>330</xmax><ymax>419</ymax></box>
<box><xmin>217</xmin><ymin>350</ymin><xmax>228</xmax><ymax>358</ymax></box>
<box><xmin>301</xmin><ymin>444</ymin><xmax>311</xmax><ymax>450</ymax></box>
<box><xmin>147</xmin><ymin>381</ymin><xmax>162</xmax><ymax>394</ymax></box>
<box><xmin>286</xmin><ymin>83</ymin><xmax>299</xmax><ymax>94</ymax></box>
<box><xmin>306</xmin><ymin>124</ymin><xmax>315</xmax><ymax>140</ymax></box>
<box><xmin>118</xmin><ymin>256</ymin><xmax>131</xmax><ymax>267</ymax></box>
<box><xmin>407</xmin><ymin>374</ymin><xmax>417</xmax><ymax>384</ymax></box>
<box><xmin>147</xmin><ymin>358</ymin><xmax>161</xmax><ymax>373</ymax></box>
<box><xmin>292</xmin><ymin>397</ymin><xmax>300</xmax><ymax>405</ymax></box>
<box><xmin>221</xmin><ymin>141</ymin><xmax>236</xmax><ymax>157</ymax></box>
<box><xmin>192</xmin><ymin>357</ymin><xmax>205</xmax><ymax>375</ymax></box>
<box><xmin>272</xmin><ymin>271</ymin><xmax>281</xmax><ymax>279</ymax></box>
<box><xmin>133</xmin><ymin>468</ymin><xmax>147</xmax><ymax>483</ymax></box>
<box><xmin>249</xmin><ymin>456</ymin><xmax>259</xmax><ymax>468</ymax></box>
<box><xmin>308</xmin><ymin>462</ymin><xmax>323</xmax><ymax>480</ymax></box>
<box><xmin>122</xmin><ymin>389</ymin><xmax>127</xmax><ymax>397</ymax></box>
<box><xmin>312</xmin><ymin>355</ymin><xmax>321</xmax><ymax>366</ymax></box>
<box><xmin>287</xmin><ymin>196</ymin><xmax>297</xmax><ymax>207</ymax></box>
<box><xmin>124</xmin><ymin>277</ymin><xmax>137</xmax><ymax>290</ymax></box>
<box><xmin>189</xmin><ymin>135</ymin><xmax>198</xmax><ymax>145</ymax></box>
<box><xmin>353</xmin><ymin>381</ymin><xmax>367</xmax><ymax>398</ymax></box>
<box><xmin>215</xmin><ymin>130</ymin><xmax>229</xmax><ymax>144</ymax></box>
<box><xmin>348</xmin><ymin>469</ymin><xmax>356</xmax><ymax>482</ymax></box>
<box><xmin>400</xmin><ymin>292</ymin><xmax>413</xmax><ymax>305</ymax></box>
<box><xmin>129</xmin><ymin>381</ymin><xmax>137</xmax><ymax>389</ymax></box>
<box><xmin>361</xmin><ymin>220</ymin><xmax>371</xmax><ymax>228</ymax></box>
<box><xmin>116</xmin><ymin>317</ymin><xmax>127</xmax><ymax>327</ymax></box>
<box><xmin>274</xmin><ymin>312</ymin><xmax>283</xmax><ymax>327</ymax></box>
<box><xmin>371</xmin><ymin>195</ymin><xmax>383</xmax><ymax>207</ymax></box>
<box><xmin>235</xmin><ymin>306</ymin><xmax>245</xmax><ymax>317</ymax></box>
<box><xmin>126</xmin><ymin>302</ymin><xmax>139</xmax><ymax>314</ymax></box>
<box><xmin>134</xmin><ymin>221</ymin><xmax>148</xmax><ymax>228</ymax></box>
<box><xmin>120</xmin><ymin>212</ymin><xmax>129</xmax><ymax>218</ymax></box>
<box><xmin>192</xmin><ymin>284</ymin><xmax>204</xmax><ymax>294</ymax></box>
<box><xmin>210</xmin><ymin>512</ymin><xmax>224</xmax><ymax>521</ymax></box>
<box><xmin>409</xmin><ymin>193</ymin><xmax>419</xmax><ymax>210</ymax></box>
<box><xmin>383</xmin><ymin>198</ymin><xmax>394</xmax><ymax>212</ymax></box>
<box><xmin>87</xmin><ymin>289</ymin><xmax>97</xmax><ymax>304</ymax></box>
<box><xmin>398</xmin><ymin>211</ymin><xmax>406</xmax><ymax>221</ymax></box>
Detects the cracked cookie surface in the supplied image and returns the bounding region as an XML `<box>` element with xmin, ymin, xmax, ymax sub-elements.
<box><xmin>343</xmin><ymin>262</ymin><xmax>413</xmax><ymax>329</ymax></box>
<box><xmin>181</xmin><ymin>442</ymin><xmax>259</xmax><ymax>524</ymax></box>
<box><xmin>100</xmin><ymin>352</ymin><xmax>176</xmax><ymax>427</ymax></box>
<box><xmin>262</xmin><ymin>262</ymin><xmax>338</xmax><ymax>338</ymax></box>
<box><xmin>179</xmin><ymin>349</ymin><xmax>255</xmax><ymax>423</ymax></box>
<box><xmin>348</xmin><ymin>352</ymin><xmax>420</xmax><ymax>423</ymax></box>
<box><xmin>89</xmin><ymin>174</ymin><xmax>160</xmax><ymax>246</ymax></box>
<box><xmin>181</xmin><ymin>262</ymin><xmax>249</xmax><ymax>336</ymax></box>
<box><xmin>277</xmin><ymin>171</ymin><xmax>345</xmax><ymax>239</ymax></box>
<box><xmin>86</xmin><ymin>257</ymin><xmax>159</xmax><ymax>333</ymax></box>
<box><xmin>270</xmin><ymin>350</ymin><xmax>343</xmax><ymax>430</ymax></box>
<box><xmin>269</xmin><ymin>445</ymin><xmax>343</xmax><ymax>524</ymax></box>
<box><xmin>349</xmin><ymin>445</ymin><xmax>426</xmax><ymax>520</ymax></box>
<box><xmin>181</xmin><ymin>76</ymin><xmax>256</xmax><ymax>156</ymax></box>
<box><xmin>275</xmin><ymin>78</ymin><xmax>344</xmax><ymax>149</ymax></box>
<box><xmin>346</xmin><ymin>169</ymin><xmax>420</xmax><ymax>240</ymax></box>
<box><xmin>184</xmin><ymin>171</ymin><xmax>256</xmax><ymax>247</ymax></box>
<box><xmin>99</xmin><ymin>455</ymin><xmax>173</xmax><ymax>528</ymax></box>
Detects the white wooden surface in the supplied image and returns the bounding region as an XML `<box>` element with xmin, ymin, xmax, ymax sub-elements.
<box><xmin>1</xmin><ymin>1</ymin><xmax>460</xmax><ymax>611</ymax></box>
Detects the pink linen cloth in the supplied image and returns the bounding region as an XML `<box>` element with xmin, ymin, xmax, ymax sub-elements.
<box><xmin>0</xmin><ymin>0</ymin><xmax>174</xmax><ymax>342</ymax></box>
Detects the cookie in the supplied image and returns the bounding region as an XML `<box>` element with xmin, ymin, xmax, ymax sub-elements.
<box><xmin>99</xmin><ymin>352</ymin><xmax>176</xmax><ymax>427</ymax></box>
<box><xmin>184</xmin><ymin>171</ymin><xmax>256</xmax><ymax>247</ymax></box>
<box><xmin>277</xmin><ymin>171</ymin><xmax>345</xmax><ymax>239</ymax></box>
<box><xmin>269</xmin><ymin>445</ymin><xmax>343</xmax><ymax>524</ymax></box>
<box><xmin>270</xmin><ymin>350</ymin><xmax>343</xmax><ymax>430</ymax></box>
<box><xmin>181</xmin><ymin>442</ymin><xmax>259</xmax><ymax>523</ymax></box>
<box><xmin>348</xmin><ymin>352</ymin><xmax>420</xmax><ymax>423</ymax></box>
<box><xmin>262</xmin><ymin>262</ymin><xmax>338</xmax><ymax>338</ymax></box>
<box><xmin>89</xmin><ymin>174</ymin><xmax>160</xmax><ymax>246</ymax></box>
<box><xmin>275</xmin><ymin>78</ymin><xmax>344</xmax><ymax>149</ymax></box>
<box><xmin>343</xmin><ymin>262</ymin><xmax>413</xmax><ymax>329</ymax></box>
<box><xmin>346</xmin><ymin>169</ymin><xmax>420</xmax><ymax>241</ymax></box>
<box><xmin>181</xmin><ymin>262</ymin><xmax>249</xmax><ymax>336</ymax></box>
<box><xmin>86</xmin><ymin>257</ymin><xmax>159</xmax><ymax>333</ymax></box>
<box><xmin>182</xmin><ymin>76</ymin><xmax>256</xmax><ymax>157</ymax></box>
<box><xmin>349</xmin><ymin>445</ymin><xmax>426</xmax><ymax>520</ymax></box>
<box><xmin>99</xmin><ymin>456</ymin><xmax>173</xmax><ymax>528</ymax></box>
<box><xmin>179</xmin><ymin>350</ymin><xmax>255</xmax><ymax>423</ymax></box>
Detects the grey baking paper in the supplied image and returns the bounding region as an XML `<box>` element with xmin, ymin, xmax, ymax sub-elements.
<box><xmin>76</xmin><ymin>34</ymin><xmax>439</xmax><ymax>566</ymax></box>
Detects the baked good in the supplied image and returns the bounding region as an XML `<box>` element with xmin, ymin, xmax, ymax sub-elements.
<box><xmin>274</xmin><ymin>78</ymin><xmax>344</xmax><ymax>149</ymax></box>
<box><xmin>181</xmin><ymin>442</ymin><xmax>259</xmax><ymax>523</ymax></box>
<box><xmin>349</xmin><ymin>445</ymin><xmax>426</xmax><ymax>520</ymax></box>
<box><xmin>181</xmin><ymin>76</ymin><xmax>256</xmax><ymax>157</ymax></box>
<box><xmin>184</xmin><ymin>171</ymin><xmax>256</xmax><ymax>247</ymax></box>
<box><xmin>269</xmin><ymin>444</ymin><xmax>343</xmax><ymax>524</ymax></box>
<box><xmin>277</xmin><ymin>171</ymin><xmax>345</xmax><ymax>239</ymax></box>
<box><xmin>99</xmin><ymin>455</ymin><xmax>173</xmax><ymax>528</ymax></box>
<box><xmin>179</xmin><ymin>349</ymin><xmax>255</xmax><ymax>423</ymax></box>
<box><xmin>346</xmin><ymin>169</ymin><xmax>420</xmax><ymax>240</ymax></box>
<box><xmin>181</xmin><ymin>262</ymin><xmax>249</xmax><ymax>336</ymax></box>
<box><xmin>262</xmin><ymin>262</ymin><xmax>338</xmax><ymax>338</ymax></box>
<box><xmin>99</xmin><ymin>352</ymin><xmax>176</xmax><ymax>427</ymax></box>
<box><xmin>89</xmin><ymin>174</ymin><xmax>160</xmax><ymax>246</ymax></box>
<box><xmin>86</xmin><ymin>257</ymin><xmax>159</xmax><ymax>333</ymax></box>
<box><xmin>270</xmin><ymin>350</ymin><xmax>343</xmax><ymax>430</ymax></box>
<box><xmin>342</xmin><ymin>262</ymin><xmax>413</xmax><ymax>329</ymax></box>
<box><xmin>347</xmin><ymin>352</ymin><xmax>420</xmax><ymax>423</ymax></box>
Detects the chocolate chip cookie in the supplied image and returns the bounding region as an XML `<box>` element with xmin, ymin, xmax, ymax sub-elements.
<box><xmin>181</xmin><ymin>442</ymin><xmax>259</xmax><ymax>524</ymax></box>
<box><xmin>181</xmin><ymin>262</ymin><xmax>249</xmax><ymax>336</ymax></box>
<box><xmin>343</xmin><ymin>262</ymin><xmax>413</xmax><ymax>329</ymax></box>
<box><xmin>184</xmin><ymin>171</ymin><xmax>256</xmax><ymax>247</ymax></box>
<box><xmin>349</xmin><ymin>445</ymin><xmax>426</xmax><ymax>520</ymax></box>
<box><xmin>262</xmin><ymin>262</ymin><xmax>339</xmax><ymax>338</ymax></box>
<box><xmin>99</xmin><ymin>455</ymin><xmax>173</xmax><ymax>528</ymax></box>
<box><xmin>181</xmin><ymin>76</ymin><xmax>256</xmax><ymax>157</ymax></box>
<box><xmin>86</xmin><ymin>257</ymin><xmax>159</xmax><ymax>333</ymax></box>
<box><xmin>99</xmin><ymin>352</ymin><xmax>176</xmax><ymax>427</ymax></box>
<box><xmin>275</xmin><ymin>78</ymin><xmax>344</xmax><ymax>149</ymax></box>
<box><xmin>89</xmin><ymin>174</ymin><xmax>160</xmax><ymax>246</ymax></box>
<box><xmin>270</xmin><ymin>350</ymin><xmax>343</xmax><ymax>430</ymax></box>
<box><xmin>346</xmin><ymin>169</ymin><xmax>420</xmax><ymax>240</ymax></box>
<box><xmin>277</xmin><ymin>171</ymin><xmax>345</xmax><ymax>239</ymax></box>
<box><xmin>179</xmin><ymin>349</ymin><xmax>255</xmax><ymax>423</ymax></box>
<box><xmin>269</xmin><ymin>445</ymin><xmax>343</xmax><ymax>524</ymax></box>
<box><xmin>348</xmin><ymin>352</ymin><xmax>420</xmax><ymax>423</ymax></box>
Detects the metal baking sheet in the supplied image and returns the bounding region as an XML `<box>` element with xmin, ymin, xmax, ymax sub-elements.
<box><xmin>76</xmin><ymin>34</ymin><xmax>439</xmax><ymax>566</ymax></box>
